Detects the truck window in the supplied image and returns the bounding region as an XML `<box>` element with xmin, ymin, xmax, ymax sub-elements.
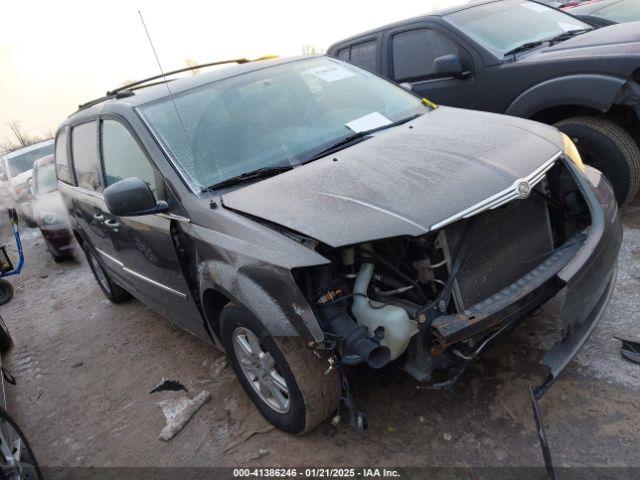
<box><xmin>392</xmin><ymin>29</ymin><xmax>461</xmax><ymax>82</ymax></box>
<box><xmin>55</xmin><ymin>129</ymin><xmax>74</xmax><ymax>184</ymax></box>
<box><xmin>71</xmin><ymin>121</ymin><xmax>102</xmax><ymax>192</ymax></box>
<box><xmin>349</xmin><ymin>41</ymin><xmax>377</xmax><ymax>71</ymax></box>
<box><xmin>101</xmin><ymin>120</ymin><xmax>156</xmax><ymax>194</ymax></box>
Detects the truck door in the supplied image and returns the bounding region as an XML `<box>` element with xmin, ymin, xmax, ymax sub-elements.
<box><xmin>385</xmin><ymin>24</ymin><xmax>486</xmax><ymax>110</ymax></box>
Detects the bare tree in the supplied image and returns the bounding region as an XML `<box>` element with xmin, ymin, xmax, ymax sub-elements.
<box><xmin>7</xmin><ymin>121</ymin><xmax>30</xmax><ymax>147</ymax></box>
<box><xmin>302</xmin><ymin>45</ymin><xmax>324</xmax><ymax>55</ymax></box>
<box><xmin>184</xmin><ymin>58</ymin><xmax>201</xmax><ymax>75</ymax></box>
<box><xmin>0</xmin><ymin>120</ymin><xmax>52</xmax><ymax>155</ymax></box>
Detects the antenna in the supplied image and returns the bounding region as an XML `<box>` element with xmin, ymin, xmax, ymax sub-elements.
<box><xmin>137</xmin><ymin>10</ymin><xmax>192</xmax><ymax>167</ymax></box>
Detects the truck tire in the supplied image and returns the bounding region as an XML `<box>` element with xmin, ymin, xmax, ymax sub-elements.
<box><xmin>0</xmin><ymin>279</ymin><xmax>14</xmax><ymax>306</ymax></box>
<box><xmin>556</xmin><ymin>116</ymin><xmax>640</xmax><ymax>205</ymax></box>
<box><xmin>220</xmin><ymin>303</ymin><xmax>341</xmax><ymax>434</ymax></box>
<box><xmin>83</xmin><ymin>247</ymin><xmax>131</xmax><ymax>304</ymax></box>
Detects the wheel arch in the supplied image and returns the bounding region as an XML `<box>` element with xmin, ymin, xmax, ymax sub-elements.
<box><xmin>197</xmin><ymin>259</ymin><xmax>324</xmax><ymax>343</ymax></box>
<box><xmin>506</xmin><ymin>74</ymin><xmax>626</xmax><ymax>119</ymax></box>
<box><xmin>201</xmin><ymin>287</ymin><xmax>231</xmax><ymax>343</ymax></box>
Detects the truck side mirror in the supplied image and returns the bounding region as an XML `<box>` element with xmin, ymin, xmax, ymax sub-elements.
<box><xmin>433</xmin><ymin>54</ymin><xmax>469</xmax><ymax>79</ymax></box>
<box><xmin>104</xmin><ymin>177</ymin><xmax>168</xmax><ymax>217</ymax></box>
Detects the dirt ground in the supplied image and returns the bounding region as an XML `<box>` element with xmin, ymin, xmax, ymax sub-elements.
<box><xmin>0</xmin><ymin>181</ymin><xmax>639</xmax><ymax>477</ymax></box>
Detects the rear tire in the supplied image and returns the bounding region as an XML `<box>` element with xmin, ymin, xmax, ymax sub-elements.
<box><xmin>83</xmin><ymin>246</ymin><xmax>130</xmax><ymax>304</ymax></box>
<box><xmin>556</xmin><ymin>116</ymin><xmax>640</xmax><ymax>205</ymax></box>
<box><xmin>0</xmin><ymin>280</ymin><xmax>14</xmax><ymax>307</ymax></box>
<box><xmin>221</xmin><ymin>303</ymin><xmax>341</xmax><ymax>434</ymax></box>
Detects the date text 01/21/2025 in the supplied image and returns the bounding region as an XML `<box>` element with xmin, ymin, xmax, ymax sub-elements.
<box><xmin>232</xmin><ymin>468</ymin><xmax>401</xmax><ymax>478</ymax></box>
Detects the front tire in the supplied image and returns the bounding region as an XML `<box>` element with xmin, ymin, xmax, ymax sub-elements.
<box><xmin>83</xmin><ymin>246</ymin><xmax>130</xmax><ymax>304</ymax></box>
<box><xmin>221</xmin><ymin>304</ymin><xmax>341</xmax><ymax>434</ymax></box>
<box><xmin>556</xmin><ymin>116</ymin><xmax>640</xmax><ymax>205</ymax></box>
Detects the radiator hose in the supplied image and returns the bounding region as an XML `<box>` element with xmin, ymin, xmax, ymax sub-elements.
<box><xmin>319</xmin><ymin>302</ymin><xmax>391</xmax><ymax>369</ymax></box>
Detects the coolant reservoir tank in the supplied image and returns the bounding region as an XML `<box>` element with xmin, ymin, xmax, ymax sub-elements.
<box><xmin>351</xmin><ymin>263</ymin><xmax>418</xmax><ymax>360</ymax></box>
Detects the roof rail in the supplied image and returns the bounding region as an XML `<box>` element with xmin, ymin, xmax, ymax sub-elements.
<box><xmin>76</xmin><ymin>55</ymin><xmax>278</xmax><ymax>112</ymax></box>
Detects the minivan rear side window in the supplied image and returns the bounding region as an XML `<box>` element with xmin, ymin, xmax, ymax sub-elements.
<box><xmin>392</xmin><ymin>29</ymin><xmax>462</xmax><ymax>82</ymax></box>
<box><xmin>71</xmin><ymin>121</ymin><xmax>102</xmax><ymax>192</ymax></box>
<box><xmin>349</xmin><ymin>41</ymin><xmax>377</xmax><ymax>71</ymax></box>
<box><xmin>55</xmin><ymin>128</ymin><xmax>74</xmax><ymax>185</ymax></box>
<box><xmin>101</xmin><ymin>120</ymin><xmax>156</xmax><ymax>193</ymax></box>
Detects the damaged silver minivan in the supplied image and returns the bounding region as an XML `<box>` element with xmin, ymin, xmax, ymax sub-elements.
<box><xmin>55</xmin><ymin>56</ymin><xmax>622</xmax><ymax>434</ymax></box>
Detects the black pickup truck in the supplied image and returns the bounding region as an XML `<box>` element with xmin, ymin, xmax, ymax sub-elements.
<box><xmin>328</xmin><ymin>0</ymin><xmax>640</xmax><ymax>205</ymax></box>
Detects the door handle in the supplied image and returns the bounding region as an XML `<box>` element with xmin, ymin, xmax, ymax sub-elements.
<box><xmin>93</xmin><ymin>213</ymin><xmax>104</xmax><ymax>222</ymax></box>
<box><xmin>104</xmin><ymin>219</ymin><xmax>120</xmax><ymax>229</ymax></box>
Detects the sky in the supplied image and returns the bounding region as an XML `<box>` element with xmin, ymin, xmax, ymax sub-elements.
<box><xmin>0</xmin><ymin>0</ymin><xmax>468</xmax><ymax>143</ymax></box>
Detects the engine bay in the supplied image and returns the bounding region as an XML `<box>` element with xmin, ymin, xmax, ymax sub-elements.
<box><xmin>294</xmin><ymin>161</ymin><xmax>593</xmax><ymax>384</ymax></box>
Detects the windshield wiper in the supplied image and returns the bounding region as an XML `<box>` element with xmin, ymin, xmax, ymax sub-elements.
<box><xmin>202</xmin><ymin>165</ymin><xmax>293</xmax><ymax>192</ymax></box>
<box><xmin>546</xmin><ymin>28</ymin><xmax>594</xmax><ymax>45</ymax></box>
<box><xmin>504</xmin><ymin>28</ymin><xmax>595</xmax><ymax>58</ymax></box>
<box><xmin>503</xmin><ymin>41</ymin><xmax>545</xmax><ymax>58</ymax></box>
<box><xmin>305</xmin><ymin>113</ymin><xmax>423</xmax><ymax>163</ymax></box>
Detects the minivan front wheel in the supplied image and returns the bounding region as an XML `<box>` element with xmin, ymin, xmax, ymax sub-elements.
<box><xmin>83</xmin><ymin>248</ymin><xmax>130</xmax><ymax>304</ymax></box>
<box><xmin>220</xmin><ymin>304</ymin><xmax>341</xmax><ymax>434</ymax></box>
<box><xmin>556</xmin><ymin>116</ymin><xmax>640</xmax><ymax>205</ymax></box>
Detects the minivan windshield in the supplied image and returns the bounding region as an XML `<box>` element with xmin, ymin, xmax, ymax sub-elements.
<box><xmin>6</xmin><ymin>143</ymin><xmax>54</xmax><ymax>179</ymax></box>
<box><xmin>35</xmin><ymin>162</ymin><xmax>58</xmax><ymax>195</ymax></box>
<box><xmin>138</xmin><ymin>57</ymin><xmax>426</xmax><ymax>191</ymax></box>
<box><xmin>445</xmin><ymin>0</ymin><xmax>591</xmax><ymax>56</ymax></box>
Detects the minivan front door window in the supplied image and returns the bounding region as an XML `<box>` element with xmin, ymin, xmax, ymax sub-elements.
<box><xmin>100</xmin><ymin>120</ymin><xmax>157</xmax><ymax>193</ymax></box>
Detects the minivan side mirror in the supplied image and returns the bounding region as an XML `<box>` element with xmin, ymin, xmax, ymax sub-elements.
<box><xmin>104</xmin><ymin>177</ymin><xmax>168</xmax><ymax>217</ymax></box>
<box><xmin>432</xmin><ymin>54</ymin><xmax>468</xmax><ymax>79</ymax></box>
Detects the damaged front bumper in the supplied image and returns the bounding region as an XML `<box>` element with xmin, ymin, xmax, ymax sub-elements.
<box><xmin>535</xmin><ymin>164</ymin><xmax>621</xmax><ymax>397</ymax></box>
<box><xmin>427</xmin><ymin>162</ymin><xmax>622</xmax><ymax>394</ymax></box>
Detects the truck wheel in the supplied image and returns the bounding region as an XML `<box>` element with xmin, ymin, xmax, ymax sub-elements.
<box><xmin>83</xmin><ymin>247</ymin><xmax>130</xmax><ymax>304</ymax></box>
<box><xmin>0</xmin><ymin>280</ymin><xmax>14</xmax><ymax>306</ymax></box>
<box><xmin>220</xmin><ymin>304</ymin><xmax>341</xmax><ymax>434</ymax></box>
<box><xmin>556</xmin><ymin>116</ymin><xmax>640</xmax><ymax>205</ymax></box>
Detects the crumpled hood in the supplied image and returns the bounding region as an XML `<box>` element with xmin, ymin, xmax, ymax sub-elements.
<box><xmin>222</xmin><ymin>107</ymin><xmax>563</xmax><ymax>247</ymax></box>
<box><xmin>521</xmin><ymin>22</ymin><xmax>640</xmax><ymax>65</ymax></box>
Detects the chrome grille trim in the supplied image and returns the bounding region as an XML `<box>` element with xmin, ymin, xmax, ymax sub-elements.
<box><xmin>430</xmin><ymin>151</ymin><xmax>561</xmax><ymax>231</ymax></box>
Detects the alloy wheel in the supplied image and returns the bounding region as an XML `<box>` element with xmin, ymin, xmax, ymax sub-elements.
<box><xmin>232</xmin><ymin>327</ymin><xmax>290</xmax><ymax>414</ymax></box>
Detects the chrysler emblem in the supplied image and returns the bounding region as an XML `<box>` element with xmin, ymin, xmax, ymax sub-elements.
<box><xmin>516</xmin><ymin>180</ymin><xmax>532</xmax><ymax>198</ymax></box>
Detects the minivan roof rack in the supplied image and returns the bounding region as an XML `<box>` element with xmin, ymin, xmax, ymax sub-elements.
<box><xmin>76</xmin><ymin>55</ymin><xmax>278</xmax><ymax>112</ymax></box>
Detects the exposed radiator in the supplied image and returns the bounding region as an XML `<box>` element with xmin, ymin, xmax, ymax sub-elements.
<box><xmin>443</xmin><ymin>194</ymin><xmax>554</xmax><ymax>312</ymax></box>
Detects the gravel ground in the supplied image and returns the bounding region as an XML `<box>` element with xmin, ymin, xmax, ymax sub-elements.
<box><xmin>0</xmin><ymin>182</ymin><xmax>639</xmax><ymax>476</ymax></box>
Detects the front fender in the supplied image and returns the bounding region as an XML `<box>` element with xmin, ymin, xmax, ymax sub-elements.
<box><xmin>506</xmin><ymin>74</ymin><xmax>627</xmax><ymax>118</ymax></box>
<box><xmin>197</xmin><ymin>258</ymin><xmax>324</xmax><ymax>343</ymax></box>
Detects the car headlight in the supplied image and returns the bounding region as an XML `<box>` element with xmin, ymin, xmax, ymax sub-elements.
<box><xmin>42</xmin><ymin>213</ymin><xmax>58</xmax><ymax>225</ymax></box>
<box><xmin>560</xmin><ymin>132</ymin><xmax>585</xmax><ymax>172</ymax></box>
